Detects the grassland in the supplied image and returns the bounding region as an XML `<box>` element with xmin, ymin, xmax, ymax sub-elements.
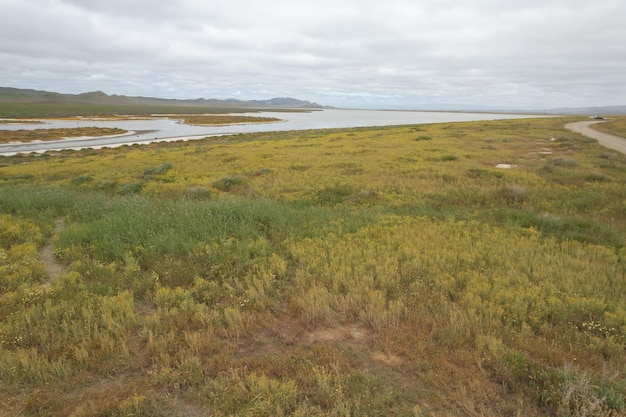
<box><xmin>0</xmin><ymin>127</ymin><xmax>127</xmax><ymax>144</ymax></box>
<box><xmin>0</xmin><ymin>116</ymin><xmax>625</xmax><ymax>416</ymax></box>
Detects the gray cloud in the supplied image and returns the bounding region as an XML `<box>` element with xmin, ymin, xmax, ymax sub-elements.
<box><xmin>1</xmin><ymin>0</ymin><xmax>624</xmax><ymax>109</ymax></box>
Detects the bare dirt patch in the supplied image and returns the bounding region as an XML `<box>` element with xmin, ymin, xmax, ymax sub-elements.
<box><xmin>235</xmin><ymin>315</ymin><xmax>374</xmax><ymax>359</ymax></box>
<box><xmin>304</xmin><ymin>325</ymin><xmax>368</xmax><ymax>344</ymax></box>
<box><xmin>39</xmin><ymin>217</ymin><xmax>67</xmax><ymax>287</ymax></box>
<box><xmin>240</xmin><ymin>317</ymin><xmax>412</xmax><ymax>379</ymax></box>
<box><xmin>371</xmin><ymin>351</ymin><xmax>403</xmax><ymax>366</ymax></box>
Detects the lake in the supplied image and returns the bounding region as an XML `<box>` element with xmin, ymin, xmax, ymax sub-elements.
<box><xmin>0</xmin><ymin>109</ymin><xmax>542</xmax><ymax>155</ymax></box>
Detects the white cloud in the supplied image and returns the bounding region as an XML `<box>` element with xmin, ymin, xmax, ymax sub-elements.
<box><xmin>0</xmin><ymin>0</ymin><xmax>625</xmax><ymax>109</ymax></box>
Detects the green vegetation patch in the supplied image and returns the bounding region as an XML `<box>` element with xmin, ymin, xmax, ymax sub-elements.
<box><xmin>175</xmin><ymin>115</ymin><xmax>282</xmax><ymax>125</ymax></box>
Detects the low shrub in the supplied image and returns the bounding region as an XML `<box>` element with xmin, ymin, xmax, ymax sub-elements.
<box><xmin>496</xmin><ymin>185</ymin><xmax>527</xmax><ymax>203</ymax></box>
<box><xmin>185</xmin><ymin>186</ymin><xmax>212</xmax><ymax>200</ymax></box>
<box><xmin>440</xmin><ymin>154</ymin><xmax>459</xmax><ymax>162</ymax></box>
<box><xmin>316</xmin><ymin>184</ymin><xmax>354</xmax><ymax>205</ymax></box>
<box><xmin>549</xmin><ymin>156</ymin><xmax>579</xmax><ymax>167</ymax></box>
<box><xmin>143</xmin><ymin>163</ymin><xmax>173</xmax><ymax>177</ymax></box>
<box><xmin>585</xmin><ymin>171</ymin><xmax>610</xmax><ymax>182</ymax></box>
<box><xmin>2</xmin><ymin>173</ymin><xmax>34</xmax><ymax>181</ymax></box>
<box><xmin>212</xmin><ymin>175</ymin><xmax>244</xmax><ymax>192</ymax></box>
<box><xmin>70</xmin><ymin>175</ymin><xmax>93</xmax><ymax>186</ymax></box>
<box><xmin>117</xmin><ymin>181</ymin><xmax>145</xmax><ymax>195</ymax></box>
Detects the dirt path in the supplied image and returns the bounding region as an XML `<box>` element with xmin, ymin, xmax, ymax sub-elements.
<box><xmin>39</xmin><ymin>217</ymin><xmax>67</xmax><ymax>287</ymax></box>
<box><xmin>564</xmin><ymin>121</ymin><xmax>626</xmax><ymax>155</ymax></box>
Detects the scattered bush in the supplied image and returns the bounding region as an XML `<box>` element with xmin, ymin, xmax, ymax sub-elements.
<box><xmin>549</xmin><ymin>156</ymin><xmax>579</xmax><ymax>167</ymax></box>
<box><xmin>557</xmin><ymin>366</ymin><xmax>624</xmax><ymax>417</ymax></box>
<box><xmin>316</xmin><ymin>184</ymin><xmax>354</xmax><ymax>205</ymax></box>
<box><xmin>345</xmin><ymin>190</ymin><xmax>380</xmax><ymax>205</ymax></box>
<box><xmin>288</xmin><ymin>165</ymin><xmax>311</xmax><ymax>171</ymax></box>
<box><xmin>143</xmin><ymin>163</ymin><xmax>173</xmax><ymax>180</ymax></box>
<box><xmin>496</xmin><ymin>185</ymin><xmax>527</xmax><ymax>203</ymax></box>
<box><xmin>2</xmin><ymin>173</ymin><xmax>34</xmax><ymax>181</ymax></box>
<box><xmin>70</xmin><ymin>175</ymin><xmax>93</xmax><ymax>186</ymax></box>
<box><xmin>465</xmin><ymin>168</ymin><xmax>503</xmax><ymax>179</ymax></box>
<box><xmin>599</xmin><ymin>152</ymin><xmax>619</xmax><ymax>160</ymax></box>
<box><xmin>249</xmin><ymin>167</ymin><xmax>273</xmax><ymax>176</ymax></box>
<box><xmin>212</xmin><ymin>175</ymin><xmax>244</xmax><ymax>192</ymax></box>
<box><xmin>439</xmin><ymin>154</ymin><xmax>459</xmax><ymax>161</ymax></box>
<box><xmin>117</xmin><ymin>180</ymin><xmax>145</xmax><ymax>195</ymax></box>
<box><xmin>585</xmin><ymin>171</ymin><xmax>610</xmax><ymax>182</ymax></box>
<box><xmin>185</xmin><ymin>186</ymin><xmax>212</xmax><ymax>200</ymax></box>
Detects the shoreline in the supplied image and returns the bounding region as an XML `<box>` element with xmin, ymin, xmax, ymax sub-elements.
<box><xmin>0</xmin><ymin>109</ymin><xmax>553</xmax><ymax>156</ymax></box>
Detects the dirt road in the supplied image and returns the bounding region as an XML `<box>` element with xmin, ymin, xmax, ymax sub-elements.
<box><xmin>564</xmin><ymin>121</ymin><xmax>626</xmax><ymax>155</ymax></box>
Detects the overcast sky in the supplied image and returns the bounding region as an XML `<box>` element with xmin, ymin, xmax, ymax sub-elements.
<box><xmin>1</xmin><ymin>0</ymin><xmax>625</xmax><ymax>110</ymax></box>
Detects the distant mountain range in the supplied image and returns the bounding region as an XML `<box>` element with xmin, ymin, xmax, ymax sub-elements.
<box><xmin>0</xmin><ymin>87</ymin><xmax>329</xmax><ymax>109</ymax></box>
<box><xmin>1</xmin><ymin>87</ymin><xmax>623</xmax><ymax>115</ymax></box>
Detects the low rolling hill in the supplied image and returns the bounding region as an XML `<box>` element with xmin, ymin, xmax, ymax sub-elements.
<box><xmin>0</xmin><ymin>87</ymin><xmax>328</xmax><ymax>118</ymax></box>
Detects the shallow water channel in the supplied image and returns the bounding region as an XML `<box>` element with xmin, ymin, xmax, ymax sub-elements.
<box><xmin>0</xmin><ymin>109</ymin><xmax>539</xmax><ymax>155</ymax></box>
